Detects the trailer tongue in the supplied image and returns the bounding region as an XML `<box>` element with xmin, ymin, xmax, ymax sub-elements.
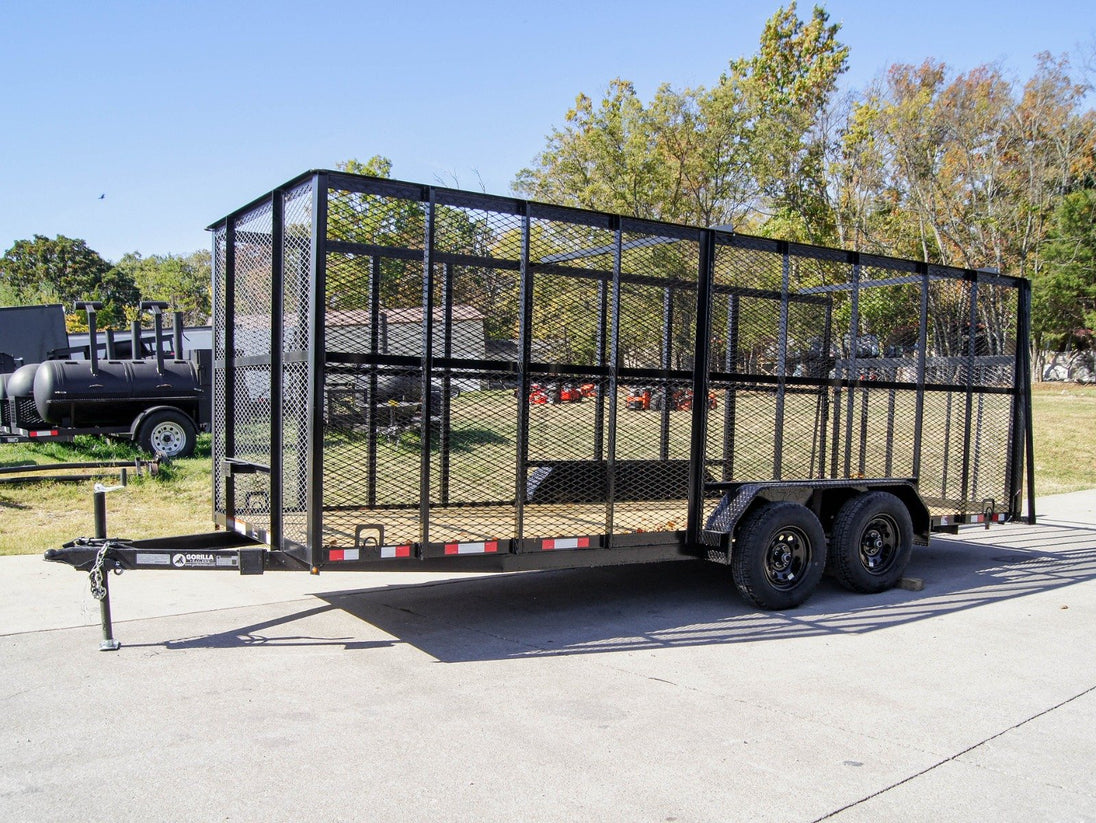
<box><xmin>45</xmin><ymin>169</ymin><xmax>1035</xmax><ymax>648</ymax></box>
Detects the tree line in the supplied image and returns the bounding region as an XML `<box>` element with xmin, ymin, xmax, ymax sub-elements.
<box><xmin>0</xmin><ymin>234</ymin><xmax>211</xmax><ymax>330</ymax></box>
<box><xmin>515</xmin><ymin>3</ymin><xmax>1096</xmax><ymax>356</ymax></box>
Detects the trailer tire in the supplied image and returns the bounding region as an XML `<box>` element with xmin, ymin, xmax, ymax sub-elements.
<box><xmin>732</xmin><ymin>501</ymin><xmax>826</xmax><ymax>610</ymax></box>
<box><xmin>137</xmin><ymin>409</ymin><xmax>197</xmax><ymax>459</ymax></box>
<box><xmin>829</xmin><ymin>491</ymin><xmax>913</xmax><ymax>593</ymax></box>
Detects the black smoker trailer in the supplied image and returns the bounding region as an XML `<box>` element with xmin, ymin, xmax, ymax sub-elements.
<box><xmin>46</xmin><ymin>170</ymin><xmax>1035</xmax><ymax>646</ymax></box>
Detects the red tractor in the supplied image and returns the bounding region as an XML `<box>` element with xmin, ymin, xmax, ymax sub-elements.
<box><xmin>625</xmin><ymin>387</ymin><xmax>717</xmax><ymax>411</ymax></box>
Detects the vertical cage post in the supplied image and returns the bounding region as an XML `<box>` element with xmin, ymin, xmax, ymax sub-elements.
<box><xmin>773</xmin><ymin>245</ymin><xmax>790</xmax><ymax>479</ymax></box>
<box><xmin>594</xmin><ymin>278</ymin><xmax>608</xmax><ymax>460</ymax></box>
<box><xmin>305</xmin><ymin>173</ymin><xmax>328</xmax><ymax>567</ymax></box>
<box><xmin>439</xmin><ymin>262</ymin><xmax>454</xmax><ymax>505</ymax></box>
<box><xmin>604</xmin><ymin>221</ymin><xmax>623</xmax><ymax>536</ymax></box>
<box><xmin>911</xmin><ymin>263</ymin><xmax>929</xmax><ymax>480</ymax></box>
<box><xmin>814</xmin><ymin>299</ymin><xmax>833</xmax><ymax>479</ymax></box>
<box><xmin>418</xmin><ymin>192</ymin><xmax>437</xmax><ymax>547</ymax></box>
<box><xmin>367</xmin><ymin>256</ymin><xmax>380</xmax><ymax>508</ymax></box>
<box><xmin>223</xmin><ymin>218</ymin><xmax>238</xmax><ymax>526</ymax></box>
<box><xmin>722</xmin><ymin>293</ymin><xmax>739</xmax><ymax>481</ymax></box>
<box><xmin>686</xmin><ymin>229</ymin><xmax>715</xmax><ymax>548</ymax></box>
<box><xmin>960</xmin><ymin>275</ymin><xmax>979</xmax><ymax>509</ymax></box>
<box><xmin>842</xmin><ymin>254</ymin><xmax>861</xmax><ymax>476</ymax></box>
<box><xmin>514</xmin><ymin>209</ymin><xmax>533</xmax><ymax>541</ymax></box>
<box><xmin>1016</xmin><ymin>279</ymin><xmax>1036</xmax><ymax>523</ymax></box>
<box><xmin>269</xmin><ymin>189</ymin><xmax>285</xmax><ymax>550</ymax></box>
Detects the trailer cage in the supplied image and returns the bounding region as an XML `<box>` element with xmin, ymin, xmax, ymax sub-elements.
<box><xmin>46</xmin><ymin>169</ymin><xmax>1035</xmax><ymax>644</ymax></box>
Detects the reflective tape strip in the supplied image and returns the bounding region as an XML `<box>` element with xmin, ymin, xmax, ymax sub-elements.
<box><xmin>329</xmin><ymin>549</ymin><xmax>360</xmax><ymax>562</ymax></box>
<box><xmin>444</xmin><ymin>540</ymin><xmax>498</xmax><ymax>555</ymax></box>
<box><xmin>381</xmin><ymin>545</ymin><xmax>412</xmax><ymax>559</ymax></box>
<box><xmin>542</xmin><ymin>536</ymin><xmax>590</xmax><ymax>551</ymax></box>
<box><xmin>974</xmin><ymin>514</ymin><xmax>984</xmax><ymax>523</ymax></box>
<box><xmin>29</xmin><ymin>430</ymin><xmax>58</xmax><ymax>437</ymax></box>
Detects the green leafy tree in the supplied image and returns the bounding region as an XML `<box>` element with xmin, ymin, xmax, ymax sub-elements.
<box><xmin>115</xmin><ymin>250</ymin><xmax>212</xmax><ymax>325</ymax></box>
<box><xmin>0</xmin><ymin>234</ymin><xmax>138</xmax><ymax>327</ymax></box>
<box><xmin>1033</xmin><ymin>188</ymin><xmax>1096</xmax><ymax>350</ymax></box>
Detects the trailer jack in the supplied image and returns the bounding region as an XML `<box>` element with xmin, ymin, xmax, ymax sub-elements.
<box><xmin>90</xmin><ymin>488</ymin><xmax>122</xmax><ymax>651</ymax></box>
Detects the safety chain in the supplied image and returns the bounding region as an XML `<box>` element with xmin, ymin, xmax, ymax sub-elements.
<box><xmin>89</xmin><ymin>541</ymin><xmax>113</xmax><ymax>601</ymax></box>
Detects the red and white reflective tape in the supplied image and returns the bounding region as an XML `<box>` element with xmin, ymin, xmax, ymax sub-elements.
<box><xmin>542</xmin><ymin>536</ymin><xmax>590</xmax><ymax>551</ymax></box>
<box><xmin>973</xmin><ymin>514</ymin><xmax>984</xmax><ymax>523</ymax></box>
<box><xmin>329</xmin><ymin>548</ymin><xmax>360</xmax><ymax>562</ymax></box>
<box><xmin>381</xmin><ymin>545</ymin><xmax>412</xmax><ymax>559</ymax></box>
<box><xmin>28</xmin><ymin>430</ymin><xmax>59</xmax><ymax>438</ymax></box>
<box><xmin>444</xmin><ymin>540</ymin><xmax>498</xmax><ymax>555</ymax></box>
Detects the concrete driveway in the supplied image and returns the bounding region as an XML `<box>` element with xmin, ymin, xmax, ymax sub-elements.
<box><xmin>2</xmin><ymin>490</ymin><xmax>1095</xmax><ymax>822</ymax></box>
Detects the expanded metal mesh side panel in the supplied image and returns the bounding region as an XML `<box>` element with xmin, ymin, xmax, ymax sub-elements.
<box><xmin>280</xmin><ymin>183</ymin><xmax>312</xmax><ymax>547</ymax></box>
<box><xmin>926</xmin><ymin>272</ymin><xmax>973</xmax><ymax>375</ymax></box>
<box><xmin>281</xmin><ymin>360</ymin><xmax>309</xmax><ymax>545</ymax></box>
<box><xmin>325</xmin><ymin>253</ymin><xmax>376</xmax><ymax>354</ymax></box>
<box><xmin>530</xmin><ymin>216</ymin><xmax>614</xmax><ymax>369</ymax></box>
<box><xmin>234</xmin><ymin>203</ymin><xmax>274</xmax><ymax>356</ymax></box>
<box><xmin>449</xmin><ymin>265</ymin><xmax>520</xmax><ymax>361</ymax></box>
<box><xmin>283</xmin><ymin>182</ymin><xmax>313</xmax><ymax>355</ymax></box>
<box><xmin>327</xmin><ymin>186</ymin><xmax>425</xmax><ymax>250</ymax></box>
<box><xmin>609</xmin><ymin>375</ymin><xmax>694</xmax><ymax>534</ymax></box>
<box><xmin>915</xmin><ymin>389</ymin><xmax>1016</xmax><ymax>515</ymax></box>
<box><xmin>830</xmin><ymin>386</ymin><xmax>920</xmax><ymax>479</ymax></box>
<box><xmin>231</xmin><ymin>364</ymin><xmax>273</xmax><ymax>532</ymax></box>
<box><xmin>225</xmin><ymin>203</ymin><xmax>275</xmax><ymax>536</ymax></box>
<box><xmin>531</xmin><ymin>271</ymin><xmax>605</xmax><ymax>366</ymax></box>
<box><xmin>435</xmin><ymin>204</ymin><xmax>523</xmax><ymax>260</ymax></box>
<box><xmin>321</xmin><ymin>364</ymin><xmax>423</xmax><ymax>548</ymax></box>
<box><xmin>713</xmin><ymin>237</ymin><xmax>784</xmax><ymax>290</ymax></box>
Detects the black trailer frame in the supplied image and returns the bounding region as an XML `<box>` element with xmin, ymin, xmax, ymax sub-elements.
<box><xmin>46</xmin><ymin>170</ymin><xmax>1035</xmax><ymax>635</ymax></box>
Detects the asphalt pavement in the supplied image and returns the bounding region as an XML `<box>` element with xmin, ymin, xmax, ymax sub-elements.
<box><xmin>2</xmin><ymin>490</ymin><xmax>1095</xmax><ymax>822</ymax></box>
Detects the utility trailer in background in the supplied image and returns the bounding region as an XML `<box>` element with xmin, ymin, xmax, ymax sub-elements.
<box><xmin>46</xmin><ymin>170</ymin><xmax>1035</xmax><ymax>645</ymax></box>
<box><xmin>1</xmin><ymin>302</ymin><xmax>211</xmax><ymax>457</ymax></box>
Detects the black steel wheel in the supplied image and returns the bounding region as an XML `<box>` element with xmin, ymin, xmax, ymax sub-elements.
<box><xmin>829</xmin><ymin>491</ymin><xmax>913</xmax><ymax>593</ymax></box>
<box><xmin>137</xmin><ymin>409</ymin><xmax>197</xmax><ymax>459</ymax></box>
<box><xmin>732</xmin><ymin>501</ymin><xmax>826</xmax><ymax>610</ymax></box>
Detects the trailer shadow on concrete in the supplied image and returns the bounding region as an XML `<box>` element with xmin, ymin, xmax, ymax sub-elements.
<box><xmin>141</xmin><ymin>520</ymin><xmax>1096</xmax><ymax>659</ymax></box>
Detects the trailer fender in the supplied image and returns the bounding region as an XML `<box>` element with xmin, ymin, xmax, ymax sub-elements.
<box><xmin>129</xmin><ymin>404</ymin><xmax>195</xmax><ymax>439</ymax></box>
<box><xmin>702</xmin><ymin>480</ymin><xmax>931</xmax><ymax>558</ymax></box>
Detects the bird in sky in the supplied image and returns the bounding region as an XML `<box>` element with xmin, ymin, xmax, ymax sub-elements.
<box><xmin>98</xmin><ymin>193</ymin><xmax>105</xmax><ymax>200</ymax></box>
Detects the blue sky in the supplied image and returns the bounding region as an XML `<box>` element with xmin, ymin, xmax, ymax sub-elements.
<box><xmin>2</xmin><ymin>0</ymin><xmax>1092</xmax><ymax>262</ymax></box>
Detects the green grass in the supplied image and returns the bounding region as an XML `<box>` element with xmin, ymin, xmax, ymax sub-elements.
<box><xmin>0</xmin><ymin>435</ymin><xmax>214</xmax><ymax>556</ymax></box>
<box><xmin>1</xmin><ymin>383</ymin><xmax>1092</xmax><ymax>556</ymax></box>
<box><xmin>1030</xmin><ymin>382</ymin><xmax>1096</xmax><ymax>496</ymax></box>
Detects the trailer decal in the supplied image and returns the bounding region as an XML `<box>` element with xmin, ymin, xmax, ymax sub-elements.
<box><xmin>444</xmin><ymin>541</ymin><xmax>499</xmax><ymax>555</ymax></box>
<box><xmin>171</xmin><ymin>552</ymin><xmax>224</xmax><ymax>568</ymax></box>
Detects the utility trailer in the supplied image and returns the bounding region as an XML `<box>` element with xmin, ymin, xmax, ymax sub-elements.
<box><xmin>45</xmin><ymin>170</ymin><xmax>1035</xmax><ymax>646</ymax></box>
